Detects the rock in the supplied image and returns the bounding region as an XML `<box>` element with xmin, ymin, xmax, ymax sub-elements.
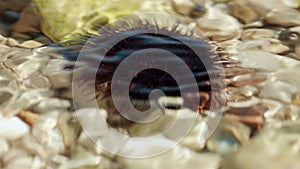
<box><xmin>23</xmin><ymin>72</ymin><xmax>51</xmax><ymax>89</ymax></box>
<box><xmin>227</xmin><ymin>97</ymin><xmax>260</xmax><ymax>108</ymax></box>
<box><xmin>12</xmin><ymin>4</ymin><xmax>41</xmax><ymax>34</ymax></box>
<box><xmin>226</xmin><ymin>101</ymin><xmax>269</xmax><ymax>130</ymax></box>
<box><xmin>260</xmin><ymin>80</ymin><xmax>298</xmax><ymax>103</ymax></box>
<box><xmin>2</xmin><ymin>147</ymin><xmax>29</xmax><ymax>166</ymax></box>
<box><xmin>58</xmin><ymin>146</ymin><xmax>102</xmax><ymax>169</ymax></box>
<box><xmin>34</xmin><ymin>35</ymin><xmax>53</xmax><ymax>45</ymax></box>
<box><xmin>31</xmin><ymin>0</ymin><xmax>174</xmax><ymax>43</ymax></box>
<box><xmin>32</xmin><ymin>97</ymin><xmax>70</xmax><ymax>114</ymax></box>
<box><xmin>241</xmin><ymin>28</ymin><xmax>277</xmax><ymax>41</ymax></box>
<box><xmin>0</xmin><ymin>138</ymin><xmax>9</xmax><ymax>158</ymax></box>
<box><xmin>0</xmin><ymin>117</ymin><xmax>30</xmax><ymax>142</ymax></box>
<box><xmin>10</xmin><ymin>32</ymin><xmax>32</xmax><ymax>40</ymax></box>
<box><xmin>118</xmin><ymin>146</ymin><xmax>220</xmax><ymax>169</ymax></box>
<box><xmin>222</xmin><ymin>120</ymin><xmax>300</xmax><ymax>169</ymax></box>
<box><xmin>58</xmin><ymin>112</ymin><xmax>82</xmax><ymax>149</ymax></box>
<box><xmin>21</xmin><ymin>135</ymin><xmax>45</xmax><ymax>158</ymax></box>
<box><xmin>228</xmin><ymin>0</ymin><xmax>259</xmax><ymax>24</ymax></box>
<box><xmin>243</xmin><ymin>20</ymin><xmax>264</xmax><ymax>28</ymax></box>
<box><xmin>296</xmin><ymin>45</ymin><xmax>300</xmax><ymax>57</ymax></box>
<box><xmin>12</xmin><ymin>56</ymin><xmax>49</xmax><ymax>79</ymax></box>
<box><xmin>247</xmin><ymin>0</ymin><xmax>288</xmax><ymax>16</ymax></box>
<box><xmin>279</xmin><ymin>29</ymin><xmax>300</xmax><ymax>47</ymax></box>
<box><xmin>0</xmin><ymin>0</ymin><xmax>28</xmax><ymax>12</ymax></box>
<box><xmin>229</xmin><ymin>72</ymin><xmax>268</xmax><ymax>87</ymax></box>
<box><xmin>236</xmin><ymin>50</ymin><xmax>298</xmax><ymax>71</ymax></box>
<box><xmin>32</xmin><ymin>114</ymin><xmax>65</xmax><ymax>156</ymax></box>
<box><xmin>18</xmin><ymin>40</ymin><xmax>44</xmax><ymax>48</ymax></box>
<box><xmin>5</xmin><ymin>156</ymin><xmax>36</xmax><ymax>169</ymax></box>
<box><xmin>6</xmin><ymin>37</ymin><xmax>19</xmax><ymax>46</ymax></box>
<box><xmin>290</xmin><ymin>26</ymin><xmax>300</xmax><ymax>33</ymax></box>
<box><xmin>0</xmin><ymin>34</ymin><xmax>7</xmax><ymax>44</ymax></box>
<box><xmin>197</xmin><ymin>7</ymin><xmax>241</xmax><ymax>41</ymax></box>
<box><xmin>274</xmin><ymin>64</ymin><xmax>300</xmax><ymax>90</ymax></box>
<box><xmin>283</xmin><ymin>0</ymin><xmax>300</xmax><ymax>8</ymax></box>
<box><xmin>17</xmin><ymin>110</ymin><xmax>39</xmax><ymax>126</ymax></box>
<box><xmin>226</xmin><ymin>85</ymin><xmax>258</xmax><ymax>102</ymax></box>
<box><xmin>0</xmin><ymin>22</ymin><xmax>11</xmax><ymax>37</ymax></box>
<box><xmin>171</xmin><ymin>0</ymin><xmax>206</xmax><ymax>17</ymax></box>
<box><xmin>265</xmin><ymin>8</ymin><xmax>300</xmax><ymax>27</ymax></box>
<box><xmin>206</xmin><ymin>118</ymin><xmax>251</xmax><ymax>154</ymax></box>
<box><xmin>238</xmin><ymin>39</ymin><xmax>290</xmax><ymax>54</ymax></box>
<box><xmin>42</xmin><ymin>59</ymin><xmax>73</xmax><ymax>89</ymax></box>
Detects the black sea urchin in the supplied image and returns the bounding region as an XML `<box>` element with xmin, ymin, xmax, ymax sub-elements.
<box><xmin>65</xmin><ymin>15</ymin><xmax>237</xmax><ymax>129</ymax></box>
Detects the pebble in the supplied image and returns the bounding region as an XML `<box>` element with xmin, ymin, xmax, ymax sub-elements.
<box><xmin>0</xmin><ymin>117</ymin><xmax>29</xmax><ymax>142</ymax></box>
<box><xmin>238</xmin><ymin>39</ymin><xmax>290</xmax><ymax>54</ymax></box>
<box><xmin>227</xmin><ymin>97</ymin><xmax>260</xmax><ymax>108</ymax></box>
<box><xmin>18</xmin><ymin>40</ymin><xmax>44</xmax><ymax>48</ymax></box>
<box><xmin>283</xmin><ymin>0</ymin><xmax>300</xmax><ymax>8</ymax></box>
<box><xmin>0</xmin><ymin>138</ymin><xmax>9</xmax><ymax>158</ymax></box>
<box><xmin>58</xmin><ymin>112</ymin><xmax>82</xmax><ymax>149</ymax></box>
<box><xmin>6</xmin><ymin>37</ymin><xmax>19</xmax><ymax>46</ymax></box>
<box><xmin>197</xmin><ymin>7</ymin><xmax>241</xmax><ymax>41</ymax></box>
<box><xmin>171</xmin><ymin>0</ymin><xmax>198</xmax><ymax>16</ymax></box>
<box><xmin>243</xmin><ymin>21</ymin><xmax>264</xmax><ymax>28</ymax></box>
<box><xmin>58</xmin><ymin>147</ymin><xmax>102</xmax><ymax>169</ymax></box>
<box><xmin>226</xmin><ymin>85</ymin><xmax>258</xmax><ymax>102</ymax></box>
<box><xmin>17</xmin><ymin>110</ymin><xmax>39</xmax><ymax>126</ymax></box>
<box><xmin>32</xmin><ymin>114</ymin><xmax>65</xmax><ymax>156</ymax></box>
<box><xmin>228</xmin><ymin>0</ymin><xmax>259</xmax><ymax>24</ymax></box>
<box><xmin>0</xmin><ymin>0</ymin><xmax>28</xmax><ymax>12</ymax></box>
<box><xmin>2</xmin><ymin>147</ymin><xmax>29</xmax><ymax>166</ymax></box>
<box><xmin>13</xmin><ymin>57</ymin><xmax>49</xmax><ymax>79</ymax></box>
<box><xmin>23</xmin><ymin>73</ymin><xmax>51</xmax><ymax>89</ymax></box>
<box><xmin>247</xmin><ymin>0</ymin><xmax>288</xmax><ymax>16</ymax></box>
<box><xmin>6</xmin><ymin>156</ymin><xmax>35</xmax><ymax>169</ymax></box>
<box><xmin>230</xmin><ymin>72</ymin><xmax>268</xmax><ymax>87</ymax></box>
<box><xmin>296</xmin><ymin>45</ymin><xmax>300</xmax><ymax>57</ymax></box>
<box><xmin>0</xmin><ymin>34</ymin><xmax>7</xmax><ymax>44</ymax></box>
<box><xmin>265</xmin><ymin>8</ymin><xmax>300</xmax><ymax>27</ymax></box>
<box><xmin>222</xmin><ymin>121</ymin><xmax>300</xmax><ymax>169</ymax></box>
<box><xmin>42</xmin><ymin>59</ymin><xmax>73</xmax><ymax>89</ymax></box>
<box><xmin>236</xmin><ymin>50</ymin><xmax>297</xmax><ymax>71</ymax></box>
<box><xmin>206</xmin><ymin>118</ymin><xmax>251</xmax><ymax>154</ymax></box>
<box><xmin>34</xmin><ymin>35</ymin><xmax>53</xmax><ymax>45</ymax></box>
<box><xmin>260</xmin><ymin>80</ymin><xmax>298</xmax><ymax>103</ymax></box>
<box><xmin>11</xmin><ymin>32</ymin><xmax>32</xmax><ymax>40</ymax></box>
<box><xmin>21</xmin><ymin>135</ymin><xmax>45</xmax><ymax>158</ymax></box>
<box><xmin>118</xmin><ymin>146</ymin><xmax>220</xmax><ymax>169</ymax></box>
<box><xmin>274</xmin><ymin>64</ymin><xmax>300</xmax><ymax>90</ymax></box>
<box><xmin>11</xmin><ymin>5</ymin><xmax>41</xmax><ymax>34</ymax></box>
<box><xmin>32</xmin><ymin>98</ymin><xmax>70</xmax><ymax>114</ymax></box>
<box><xmin>241</xmin><ymin>28</ymin><xmax>277</xmax><ymax>41</ymax></box>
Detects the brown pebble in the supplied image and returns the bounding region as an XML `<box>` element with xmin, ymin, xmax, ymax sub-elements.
<box><xmin>17</xmin><ymin>110</ymin><xmax>39</xmax><ymax>126</ymax></box>
<box><xmin>229</xmin><ymin>0</ymin><xmax>259</xmax><ymax>24</ymax></box>
<box><xmin>12</xmin><ymin>4</ymin><xmax>41</xmax><ymax>34</ymax></box>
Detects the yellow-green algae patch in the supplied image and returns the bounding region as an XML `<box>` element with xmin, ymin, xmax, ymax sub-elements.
<box><xmin>30</xmin><ymin>0</ymin><xmax>174</xmax><ymax>45</ymax></box>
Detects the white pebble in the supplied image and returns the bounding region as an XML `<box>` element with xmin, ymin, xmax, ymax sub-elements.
<box><xmin>0</xmin><ymin>138</ymin><xmax>9</xmax><ymax>158</ymax></box>
<box><xmin>0</xmin><ymin>117</ymin><xmax>29</xmax><ymax>142</ymax></box>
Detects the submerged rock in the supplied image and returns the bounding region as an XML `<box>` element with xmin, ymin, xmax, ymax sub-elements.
<box><xmin>228</xmin><ymin>0</ymin><xmax>259</xmax><ymax>24</ymax></box>
<box><xmin>197</xmin><ymin>7</ymin><xmax>241</xmax><ymax>41</ymax></box>
<box><xmin>265</xmin><ymin>8</ymin><xmax>300</xmax><ymax>27</ymax></box>
<box><xmin>222</xmin><ymin>120</ymin><xmax>300</xmax><ymax>169</ymax></box>
<box><xmin>206</xmin><ymin>118</ymin><xmax>251</xmax><ymax>154</ymax></box>
<box><xmin>30</xmin><ymin>0</ymin><xmax>174</xmax><ymax>43</ymax></box>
